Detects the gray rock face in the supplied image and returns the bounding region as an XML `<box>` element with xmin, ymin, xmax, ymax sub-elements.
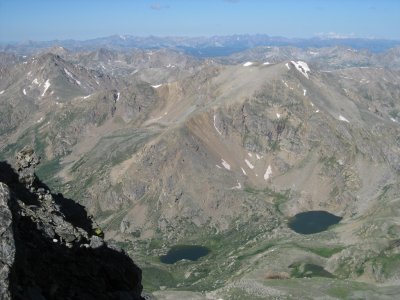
<box><xmin>0</xmin><ymin>150</ymin><xmax>144</xmax><ymax>300</ymax></box>
<box><xmin>0</xmin><ymin>183</ymin><xmax>14</xmax><ymax>300</ymax></box>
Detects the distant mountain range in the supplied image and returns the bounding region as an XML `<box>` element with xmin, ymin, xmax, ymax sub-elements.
<box><xmin>2</xmin><ymin>41</ymin><xmax>400</xmax><ymax>298</ymax></box>
<box><xmin>2</xmin><ymin>34</ymin><xmax>400</xmax><ymax>57</ymax></box>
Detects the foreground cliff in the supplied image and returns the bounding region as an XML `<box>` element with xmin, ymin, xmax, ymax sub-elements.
<box><xmin>0</xmin><ymin>147</ymin><xmax>143</xmax><ymax>300</ymax></box>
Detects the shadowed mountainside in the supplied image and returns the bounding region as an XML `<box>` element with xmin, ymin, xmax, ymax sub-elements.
<box><xmin>0</xmin><ymin>147</ymin><xmax>144</xmax><ymax>300</ymax></box>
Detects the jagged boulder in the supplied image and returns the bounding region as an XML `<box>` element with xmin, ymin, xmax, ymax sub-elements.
<box><xmin>15</xmin><ymin>146</ymin><xmax>40</xmax><ymax>188</ymax></box>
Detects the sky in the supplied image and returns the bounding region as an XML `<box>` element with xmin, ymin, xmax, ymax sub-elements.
<box><xmin>0</xmin><ymin>0</ymin><xmax>399</xmax><ymax>42</ymax></box>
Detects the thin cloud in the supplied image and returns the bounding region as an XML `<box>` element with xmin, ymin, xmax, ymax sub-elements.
<box><xmin>150</xmin><ymin>3</ymin><xmax>170</xmax><ymax>10</ymax></box>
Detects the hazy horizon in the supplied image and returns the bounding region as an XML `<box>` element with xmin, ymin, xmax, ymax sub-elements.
<box><xmin>1</xmin><ymin>0</ymin><xmax>399</xmax><ymax>42</ymax></box>
<box><xmin>2</xmin><ymin>32</ymin><xmax>400</xmax><ymax>45</ymax></box>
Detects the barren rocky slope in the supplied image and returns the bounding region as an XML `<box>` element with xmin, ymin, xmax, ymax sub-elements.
<box><xmin>1</xmin><ymin>47</ymin><xmax>400</xmax><ymax>299</ymax></box>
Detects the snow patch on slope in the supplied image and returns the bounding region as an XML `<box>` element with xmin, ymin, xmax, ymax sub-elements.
<box><xmin>23</xmin><ymin>88</ymin><xmax>26</xmax><ymax>95</ymax></box>
<box><xmin>244</xmin><ymin>159</ymin><xmax>254</xmax><ymax>169</ymax></box>
<box><xmin>41</xmin><ymin>79</ymin><xmax>50</xmax><ymax>97</ymax></box>
<box><xmin>0</xmin><ymin>90</ymin><xmax>4</xmax><ymax>95</ymax></box>
<box><xmin>241</xmin><ymin>168</ymin><xmax>247</xmax><ymax>176</ymax></box>
<box><xmin>152</xmin><ymin>84</ymin><xmax>162</xmax><ymax>89</ymax></box>
<box><xmin>339</xmin><ymin>115</ymin><xmax>350</xmax><ymax>123</ymax></box>
<box><xmin>221</xmin><ymin>159</ymin><xmax>231</xmax><ymax>170</ymax></box>
<box><xmin>64</xmin><ymin>68</ymin><xmax>74</xmax><ymax>79</ymax></box>
<box><xmin>243</xmin><ymin>62</ymin><xmax>253</xmax><ymax>67</ymax></box>
<box><xmin>213</xmin><ymin>114</ymin><xmax>222</xmax><ymax>135</ymax></box>
<box><xmin>264</xmin><ymin>165</ymin><xmax>272</xmax><ymax>180</ymax></box>
<box><xmin>64</xmin><ymin>68</ymin><xmax>81</xmax><ymax>85</ymax></box>
<box><xmin>291</xmin><ymin>61</ymin><xmax>310</xmax><ymax>79</ymax></box>
<box><xmin>231</xmin><ymin>181</ymin><xmax>242</xmax><ymax>190</ymax></box>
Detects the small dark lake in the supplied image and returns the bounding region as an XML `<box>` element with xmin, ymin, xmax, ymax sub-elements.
<box><xmin>290</xmin><ymin>263</ymin><xmax>334</xmax><ymax>278</ymax></box>
<box><xmin>288</xmin><ymin>210</ymin><xmax>342</xmax><ymax>234</ymax></box>
<box><xmin>160</xmin><ymin>245</ymin><xmax>210</xmax><ymax>264</ymax></box>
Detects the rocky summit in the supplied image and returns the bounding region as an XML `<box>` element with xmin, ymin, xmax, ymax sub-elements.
<box><xmin>0</xmin><ymin>147</ymin><xmax>143</xmax><ymax>300</ymax></box>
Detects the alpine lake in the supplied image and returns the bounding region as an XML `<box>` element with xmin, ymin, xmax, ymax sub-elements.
<box><xmin>160</xmin><ymin>245</ymin><xmax>210</xmax><ymax>264</ymax></box>
<box><xmin>288</xmin><ymin>210</ymin><xmax>342</xmax><ymax>234</ymax></box>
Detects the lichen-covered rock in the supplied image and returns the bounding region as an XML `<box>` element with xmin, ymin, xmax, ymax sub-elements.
<box><xmin>15</xmin><ymin>145</ymin><xmax>40</xmax><ymax>188</ymax></box>
<box><xmin>0</xmin><ymin>183</ymin><xmax>14</xmax><ymax>300</ymax></box>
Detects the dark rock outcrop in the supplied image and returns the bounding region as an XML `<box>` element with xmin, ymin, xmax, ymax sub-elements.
<box><xmin>0</xmin><ymin>147</ymin><xmax>143</xmax><ymax>300</ymax></box>
<box><xmin>0</xmin><ymin>182</ymin><xmax>14</xmax><ymax>300</ymax></box>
